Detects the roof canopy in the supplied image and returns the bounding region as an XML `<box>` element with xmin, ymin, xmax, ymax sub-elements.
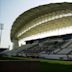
<box><xmin>11</xmin><ymin>2</ymin><xmax>72</xmax><ymax>41</ymax></box>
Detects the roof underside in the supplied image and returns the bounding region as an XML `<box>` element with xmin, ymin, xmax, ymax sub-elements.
<box><xmin>11</xmin><ymin>2</ymin><xmax>72</xmax><ymax>41</ymax></box>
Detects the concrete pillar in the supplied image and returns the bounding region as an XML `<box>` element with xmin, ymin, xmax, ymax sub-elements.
<box><xmin>13</xmin><ymin>39</ymin><xmax>19</xmax><ymax>49</ymax></box>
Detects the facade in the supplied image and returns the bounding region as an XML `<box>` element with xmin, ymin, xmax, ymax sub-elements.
<box><xmin>8</xmin><ymin>2</ymin><xmax>72</xmax><ymax>60</ymax></box>
<box><xmin>11</xmin><ymin>2</ymin><xmax>72</xmax><ymax>48</ymax></box>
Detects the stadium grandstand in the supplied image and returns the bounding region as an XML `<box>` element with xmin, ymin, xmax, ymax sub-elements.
<box><xmin>0</xmin><ymin>48</ymin><xmax>9</xmax><ymax>56</ymax></box>
<box><xmin>3</xmin><ymin>2</ymin><xmax>72</xmax><ymax>60</ymax></box>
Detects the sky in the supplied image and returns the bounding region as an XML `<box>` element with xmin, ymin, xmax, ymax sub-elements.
<box><xmin>0</xmin><ymin>0</ymin><xmax>72</xmax><ymax>50</ymax></box>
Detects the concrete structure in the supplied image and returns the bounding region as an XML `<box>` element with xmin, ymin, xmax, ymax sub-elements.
<box><xmin>11</xmin><ymin>2</ymin><xmax>72</xmax><ymax>48</ymax></box>
<box><xmin>0</xmin><ymin>48</ymin><xmax>9</xmax><ymax>55</ymax></box>
<box><xmin>7</xmin><ymin>33</ymin><xmax>72</xmax><ymax>60</ymax></box>
<box><xmin>7</xmin><ymin>3</ymin><xmax>72</xmax><ymax>60</ymax></box>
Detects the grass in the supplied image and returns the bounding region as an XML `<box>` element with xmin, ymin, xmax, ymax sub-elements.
<box><xmin>0</xmin><ymin>56</ymin><xmax>72</xmax><ymax>72</ymax></box>
<box><xmin>40</xmin><ymin>59</ymin><xmax>72</xmax><ymax>72</ymax></box>
<box><xmin>41</xmin><ymin>61</ymin><xmax>72</xmax><ymax>72</ymax></box>
<box><xmin>40</xmin><ymin>59</ymin><xmax>72</xmax><ymax>65</ymax></box>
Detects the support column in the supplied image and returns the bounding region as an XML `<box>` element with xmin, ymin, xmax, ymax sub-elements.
<box><xmin>13</xmin><ymin>39</ymin><xmax>19</xmax><ymax>49</ymax></box>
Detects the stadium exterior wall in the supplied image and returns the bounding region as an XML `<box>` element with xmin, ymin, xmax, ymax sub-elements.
<box><xmin>11</xmin><ymin>2</ymin><xmax>72</xmax><ymax>48</ymax></box>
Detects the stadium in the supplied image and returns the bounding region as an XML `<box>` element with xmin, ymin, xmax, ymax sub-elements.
<box><xmin>2</xmin><ymin>2</ymin><xmax>72</xmax><ymax>61</ymax></box>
